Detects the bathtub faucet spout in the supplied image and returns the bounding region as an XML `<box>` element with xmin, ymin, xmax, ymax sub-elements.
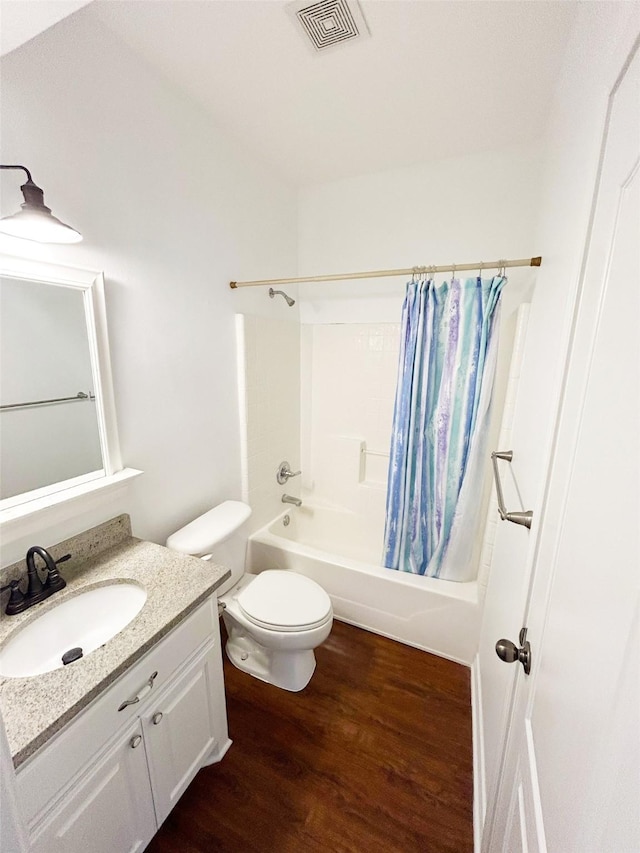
<box><xmin>282</xmin><ymin>494</ymin><xmax>302</xmax><ymax>507</ymax></box>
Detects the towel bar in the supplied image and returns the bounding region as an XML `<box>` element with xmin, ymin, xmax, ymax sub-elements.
<box><xmin>491</xmin><ymin>450</ymin><xmax>533</xmax><ymax>529</ymax></box>
<box><xmin>0</xmin><ymin>391</ymin><xmax>95</xmax><ymax>412</ymax></box>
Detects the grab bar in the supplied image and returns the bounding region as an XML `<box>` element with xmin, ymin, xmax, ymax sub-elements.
<box><xmin>360</xmin><ymin>446</ymin><xmax>390</xmax><ymax>458</ymax></box>
<box><xmin>491</xmin><ymin>450</ymin><xmax>533</xmax><ymax>529</ymax></box>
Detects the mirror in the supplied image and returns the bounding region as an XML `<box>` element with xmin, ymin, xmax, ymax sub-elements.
<box><xmin>0</xmin><ymin>255</ymin><xmax>124</xmax><ymax>513</ymax></box>
<box><xmin>1</xmin><ymin>276</ymin><xmax>102</xmax><ymax>499</ymax></box>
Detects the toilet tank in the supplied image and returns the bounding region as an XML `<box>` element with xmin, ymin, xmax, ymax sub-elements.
<box><xmin>166</xmin><ymin>501</ymin><xmax>252</xmax><ymax>594</ymax></box>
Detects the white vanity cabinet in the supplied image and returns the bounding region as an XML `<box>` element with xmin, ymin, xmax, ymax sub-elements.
<box><xmin>29</xmin><ymin>720</ymin><xmax>156</xmax><ymax>853</ymax></box>
<box><xmin>142</xmin><ymin>640</ymin><xmax>223</xmax><ymax>826</ymax></box>
<box><xmin>15</xmin><ymin>595</ymin><xmax>229</xmax><ymax>853</ymax></box>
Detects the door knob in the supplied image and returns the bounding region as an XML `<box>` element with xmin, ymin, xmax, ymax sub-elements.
<box><xmin>152</xmin><ymin>712</ymin><xmax>163</xmax><ymax>725</ymax></box>
<box><xmin>495</xmin><ymin>627</ymin><xmax>531</xmax><ymax>675</ymax></box>
<box><xmin>130</xmin><ymin>734</ymin><xmax>142</xmax><ymax>749</ymax></box>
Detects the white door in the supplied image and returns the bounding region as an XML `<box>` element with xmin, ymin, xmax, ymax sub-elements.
<box><xmin>29</xmin><ymin>721</ymin><xmax>157</xmax><ymax>853</ymax></box>
<box><xmin>143</xmin><ymin>643</ymin><xmax>219</xmax><ymax>827</ymax></box>
<box><xmin>484</xmin><ymin>38</ymin><xmax>640</xmax><ymax>853</ymax></box>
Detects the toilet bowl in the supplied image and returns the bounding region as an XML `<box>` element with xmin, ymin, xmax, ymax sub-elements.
<box><xmin>221</xmin><ymin>570</ymin><xmax>332</xmax><ymax>691</ymax></box>
<box><xmin>166</xmin><ymin>501</ymin><xmax>333</xmax><ymax>692</ymax></box>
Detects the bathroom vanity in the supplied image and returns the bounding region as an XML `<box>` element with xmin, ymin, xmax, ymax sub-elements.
<box><xmin>0</xmin><ymin>515</ymin><xmax>231</xmax><ymax>853</ymax></box>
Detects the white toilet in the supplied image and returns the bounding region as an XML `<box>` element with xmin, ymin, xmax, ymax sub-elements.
<box><xmin>166</xmin><ymin>501</ymin><xmax>333</xmax><ymax>692</ymax></box>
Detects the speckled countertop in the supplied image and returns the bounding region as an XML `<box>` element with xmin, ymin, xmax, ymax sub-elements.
<box><xmin>0</xmin><ymin>516</ymin><xmax>229</xmax><ymax>768</ymax></box>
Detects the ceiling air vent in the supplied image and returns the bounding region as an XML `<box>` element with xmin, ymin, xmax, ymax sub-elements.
<box><xmin>287</xmin><ymin>0</ymin><xmax>370</xmax><ymax>53</ymax></box>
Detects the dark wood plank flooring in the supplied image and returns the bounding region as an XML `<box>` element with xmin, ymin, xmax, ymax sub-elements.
<box><xmin>147</xmin><ymin>621</ymin><xmax>473</xmax><ymax>853</ymax></box>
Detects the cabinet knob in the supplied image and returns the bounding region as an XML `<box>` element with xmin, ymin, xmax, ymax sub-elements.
<box><xmin>152</xmin><ymin>712</ymin><xmax>163</xmax><ymax>725</ymax></box>
<box><xmin>130</xmin><ymin>734</ymin><xmax>142</xmax><ymax>749</ymax></box>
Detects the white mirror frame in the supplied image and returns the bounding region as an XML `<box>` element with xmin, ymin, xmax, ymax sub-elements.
<box><xmin>0</xmin><ymin>255</ymin><xmax>141</xmax><ymax>541</ymax></box>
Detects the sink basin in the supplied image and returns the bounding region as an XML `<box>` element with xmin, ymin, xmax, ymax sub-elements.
<box><xmin>0</xmin><ymin>582</ymin><xmax>147</xmax><ymax>679</ymax></box>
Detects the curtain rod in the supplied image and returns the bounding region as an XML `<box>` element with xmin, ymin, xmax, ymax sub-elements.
<box><xmin>229</xmin><ymin>256</ymin><xmax>541</xmax><ymax>289</ymax></box>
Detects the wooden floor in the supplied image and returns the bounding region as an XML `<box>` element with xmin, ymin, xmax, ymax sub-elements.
<box><xmin>147</xmin><ymin>621</ymin><xmax>473</xmax><ymax>853</ymax></box>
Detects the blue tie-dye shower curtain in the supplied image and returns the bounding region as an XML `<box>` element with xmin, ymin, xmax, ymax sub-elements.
<box><xmin>382</xmin><ymin>274</ymin><xmax>505</xmax><ymax>581</ymax></box>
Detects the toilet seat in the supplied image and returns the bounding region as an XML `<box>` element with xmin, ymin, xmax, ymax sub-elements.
<box><xmin>237</xmin><ymin>570</ymin><xmax>332</xmax><ymax>633</ymax></box>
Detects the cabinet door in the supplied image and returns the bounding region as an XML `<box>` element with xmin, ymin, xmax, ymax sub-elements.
<box><xmin>143</xmin><ymin>642</ymin><xmax>219</xmax><ymax>826</ymax></box>
<box><xmin>29</xmin><ymin>722</ymin><xmax>156</xmax><ymax>853</ymax></box>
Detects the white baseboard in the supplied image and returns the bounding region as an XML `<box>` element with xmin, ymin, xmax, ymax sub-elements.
<box><xmin>471</xmin><ymin>654</ymin><xmax>486</xmax><ymax>852</ymax></box>
<box><xmin>201</xmin><ymin>737</ymin><xmax>232</xmax><ymax>767</ymax></box>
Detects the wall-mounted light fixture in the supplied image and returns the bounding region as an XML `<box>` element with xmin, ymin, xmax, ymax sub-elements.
<box><xmin>0</xmin><ymin>165</ymin><xmax>82</xmax><ymax>244</ymax></box>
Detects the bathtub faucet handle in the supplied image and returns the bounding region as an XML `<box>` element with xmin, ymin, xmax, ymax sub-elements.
<box><xmin>276</xmin><ymin>461</ymin><xmax>301</xmax><ymax>485</ymax></box>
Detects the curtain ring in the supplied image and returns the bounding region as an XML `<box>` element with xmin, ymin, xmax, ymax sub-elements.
<box><xmin>451</xmin><ymin>263</ymin><xmax>456</xmax><ymax>283</ymax></box>
<box><xmin>478</xmin><ymin>261</ymin><xmax>484</xmax><ymax>280</ymax></box>
<box><xmin>411</xmin><ymin>266</ymin><xmax>419</xmax><ymax>283</ymax></box>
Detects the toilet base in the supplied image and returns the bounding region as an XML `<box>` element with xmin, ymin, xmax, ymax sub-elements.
<box><xmin>225</xmin><ymin>630</ymin><xmax>316</xmax><ymax>692</ymax></box>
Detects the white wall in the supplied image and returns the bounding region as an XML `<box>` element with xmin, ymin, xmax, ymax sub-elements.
<box><xmin>297</xmin><ymin>141</ymin><xmax>542</xmax><ymax>325</ymax></box>
<box><xmin>0</xmin><ymin>8</ymin><xmax>298</xmax><ymax>565</ymax></box>
<box><xmin>477</xmin><ymin>1</ymin><xmax>640</xmax><ymax>831</ymax></box>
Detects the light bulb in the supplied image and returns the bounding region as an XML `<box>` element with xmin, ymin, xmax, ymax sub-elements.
<box><xmin>0</xmin><ymin>208</ymin><xmax>82</xmax><ymax>243</ymax></box>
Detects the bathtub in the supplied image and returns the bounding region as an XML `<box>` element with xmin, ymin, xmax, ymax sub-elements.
<box><xmin>246</xmin><ymin>504</ymin><xmax>481</xmax><ymax>665</ymax></box>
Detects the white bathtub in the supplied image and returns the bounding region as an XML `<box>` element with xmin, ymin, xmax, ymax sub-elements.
<box><xmin>246</xmin><ymin>505</ymin><xmax>480</xmax><ymax>665</ymax></box>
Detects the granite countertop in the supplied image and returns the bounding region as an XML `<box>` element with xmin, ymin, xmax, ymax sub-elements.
<box><xmin>0</xmin><ymin>519</ymin><xmax>229</xmax><ymax>768</ymax></box>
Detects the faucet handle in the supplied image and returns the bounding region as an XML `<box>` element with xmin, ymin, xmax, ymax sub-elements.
<box><xmin>276</xmin><ymin>461</ymin><xmax>302</xmax><ymax>485</ymax></box>
<box><xmin>1</xmin><ymin>579</ymin><xmax>27</xmax><ymax>615</ymax></box>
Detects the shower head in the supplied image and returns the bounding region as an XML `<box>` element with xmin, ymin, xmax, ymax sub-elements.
<box><xmin>269</xmin><ymin>287</ymin><xmax>295</xmax><ymax>307</ymax></box>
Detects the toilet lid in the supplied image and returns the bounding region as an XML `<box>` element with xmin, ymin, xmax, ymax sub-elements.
<box><xmin>237</xmin><ymin>571</ymin><xmax>332</xmax><ymax>632</ymax></box>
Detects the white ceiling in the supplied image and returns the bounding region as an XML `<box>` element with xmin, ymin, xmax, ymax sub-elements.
<box><xmin>6</xmin><ymin>1</ymin><xmax>581</xmax><ymax>186</ymax></box>
<box><xmin>0</xmin><ymin>0</ymin><xmax>92</xmax><ymax>57</ymax></box>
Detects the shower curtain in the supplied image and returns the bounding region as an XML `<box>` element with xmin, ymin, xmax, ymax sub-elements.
<box><xmin>382</xmin><ymin>274</ymin><xmax>505</xmax><ymax>581</ymax></box>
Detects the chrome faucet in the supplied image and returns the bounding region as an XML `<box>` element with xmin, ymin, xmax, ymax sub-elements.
<box><xmin>0</xmin><ymin>547</ymin><xmax>70</xmax><ymax>615</ymax></box>
<box><xmin>276</xmin><ymin>461</ymin><xmax>301</xmax><ymax>485</ymax></box>
<box><xmin>282</xmin><ymin>494</ymin><xmax>302</xmax><ymax>507</ymax></box>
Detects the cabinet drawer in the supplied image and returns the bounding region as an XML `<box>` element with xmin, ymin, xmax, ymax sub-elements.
<box><xmin>17</xmin><ymin>595</ymin><xmax>217</xmax><ymax>829</ymax></box>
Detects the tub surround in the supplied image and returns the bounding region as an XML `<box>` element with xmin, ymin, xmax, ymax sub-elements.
<box><xmin>0</xmin><ymin>515</ymin><xmax>230</xmax><ymax>767</ymax></box>
<box><xmin>236</xmin><ymin>315</ymin><xmax>301</xmax><ymax>532</ymax></box>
